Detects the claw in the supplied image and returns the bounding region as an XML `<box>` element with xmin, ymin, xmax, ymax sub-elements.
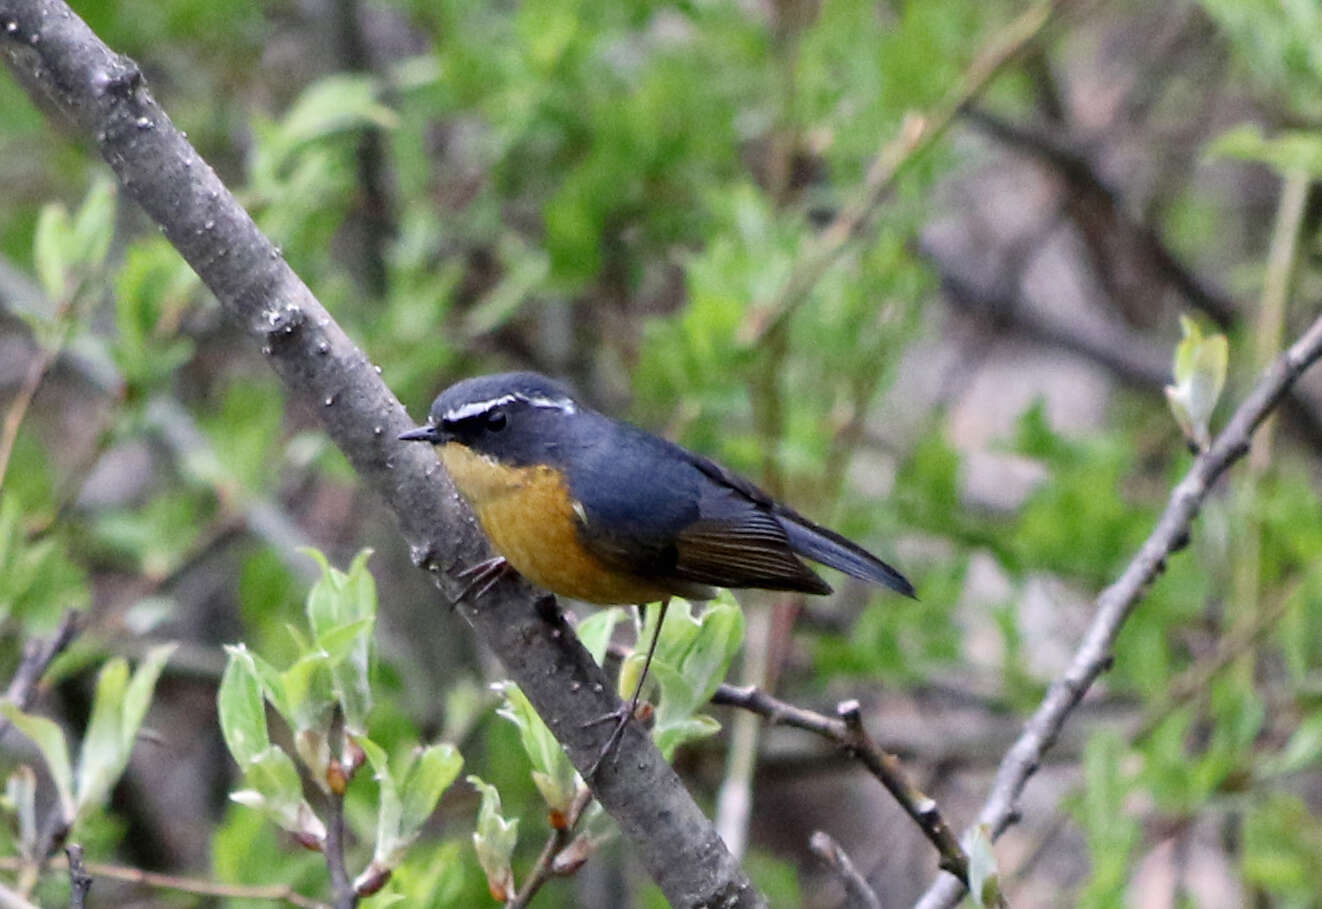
<box><xmin>583</xmin><ymin>706</ymin><xmax>633</xmax><ymax>779</ymax></box>
<box><xmin>451</xmin><ymin>556</ymin><xmax>512</xmax><ymax>603</ymax></box>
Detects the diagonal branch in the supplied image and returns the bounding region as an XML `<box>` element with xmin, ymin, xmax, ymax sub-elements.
<box><xmin>0</xmin><ymin>609</ymin><xmax>80</xmax><ymax>738</ymax></box>
<box><xmin>809</xmin><ymin>831</ymin><xmax>881</xmax><ymax>909</ymax></box>
<box><xmin>711</xmin><ymin>687</ymin><xmax>987</xmax><ymax>901</ymax></box>
<box><xmin>914</xmin><ymin>310</ymin><xmax>1322</xmax><ymax>908</ymax></box>
<box><xmin>0</xmin><ymin>3</ymin><xmax>759</xmax><ymax>906</ymax></box>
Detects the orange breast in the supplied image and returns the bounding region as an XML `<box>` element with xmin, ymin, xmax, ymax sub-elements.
<box><xmin>439</xmin><ymin>443</ymin><xmax>674</xmax><ymax>605</ymax></box>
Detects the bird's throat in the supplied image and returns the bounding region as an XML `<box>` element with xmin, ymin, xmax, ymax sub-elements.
<box><xmin>437</xmin><ymin>442</ymin><xmax>526</xmax><ymax>505</ymax></box>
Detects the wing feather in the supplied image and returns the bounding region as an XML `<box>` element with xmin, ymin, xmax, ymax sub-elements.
<box><xmin>671</xmin><ymin>508</ymin><xmax>831</xmax><ymax>594</ymax></box>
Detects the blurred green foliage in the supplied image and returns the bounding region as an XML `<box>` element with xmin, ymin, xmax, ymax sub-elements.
<box><xmin>0</xmin><ymin>0</ymin><xmax>1321</xmax><ymax>905</ymax></box>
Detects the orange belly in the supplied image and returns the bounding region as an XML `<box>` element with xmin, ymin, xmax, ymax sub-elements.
<box><xmin>439</xmin><ymin>443</ymin><xmax>674</xmax><ymax>605</ymax></box>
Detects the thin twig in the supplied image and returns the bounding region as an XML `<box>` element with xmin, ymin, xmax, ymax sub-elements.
<box><xmin>508</xmin><ymin>785</ymin><xmax>595</xmax><ymax>909</ymax></box>
<box><xmin>323</xmin><ymin>790</ymin><xmax>356</xmax><ymax>909</ymax></box>
<box><xmin>809</xmin><ymin>831</ymin><xmax>882</xmax><ymax>909</ymax></box>
<box><xmin>914</xmin><ymin>309</ymin><xmax>1322</xmax><ymax>909</ymax></box>
<box><xmin>63</xmin><ymin>845</ymin><xmax>91</xmax><ymax>909</ymax></box>
<box><xmin>0</xmin><ymin>855</ymin><xmax>327</xmax><ymax>909</ymax></box>
<box><xmin>748</xmin><ymin>0</ymin><xmax>1079</xmax><ymax>345</ymax></box>
<box><xmin>711</xmin><ymin>687</ymin><xmax>982</xmax><ymax>899</ymax></box>
<box><xmin>0</xmin><ymin>609</ymin><xmax>80</xmax><ymax>739</ymax></box>
<box><xmin>1010</xmin><ymin>581</ymin><xmax>1300</xmax><ymax>887</ymax></box>
<box><xmin>0</xmin><ymin>335</ymin><xmax>62</xmax><ymax>492</ymax></box>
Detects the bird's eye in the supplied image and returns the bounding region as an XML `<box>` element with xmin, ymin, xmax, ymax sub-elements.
<box><xmin>485</xmin><ymin>410</ymin><xmax>508</xmax><ymax>432</ymax></box>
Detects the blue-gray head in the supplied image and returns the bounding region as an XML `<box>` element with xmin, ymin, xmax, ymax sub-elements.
<box><xmin>399</xmin><ymin>372</ymin><xmax>582</xmax><ymax>465</ymax></box>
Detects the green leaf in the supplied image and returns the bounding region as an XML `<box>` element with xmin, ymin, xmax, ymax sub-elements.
<box><xmin>1206</xmin><ymin>124</ymin><xmax>1322</xmax><ymax>177</ymax></box>
<box><xmin>360</xmin><ymin>737</ymin><xmax>461</xmax><ymax>870</ymax></box>
<box><xmin>1261</xmin><ymin>713</ymin><xmax>1322</xmax><ymax>778</ymax></box>
<box><xmin>675</xmin><ymin>595</ymin><xmax>744</xmax><ymax>706</ymax></box>
<box><xmin>3</xmin><ymin>766</ymin><xmax>38</xmax><ymax>857</ymax></box>
<box><xmin>278</xmin><ymin>650</ymin><xmax>335</xmax><ymax>733</ymax></box>
<box><xmin>575</xmin><ymin>608</ymin><xmax>623</xmax><ymax>665</ymax></box>
<box><xmin>966</xmin><ymin>825</ymin><xmax>1000</xmax><ymax>909</ymax></box>
<box><xmin>33</xmin><ymin>201</ymin><xmax>72</xmax><ymax>304</ymax></box>
<box><xmin>1164</xmin><ymin>315</ymin><xmax>1228</xmax><ymax>451</ymax></box>
<box><xmin>217</xmin><ymin>645</ymin><xmax>271</xmax><ymax>767</ymax></box>
<box><xmin>625</xmin><ymin>596</ymin><xmax>744</xmax><ymax>759</ymax></box>
<box><xmin>74</xmin><ymin>643</ymin><xmax>174</xmax><ymax>814</ymax></box>
<box><xmin>495</xmin><ymin>682</ymin><xmax>576</xmax><ymax>815</ymax></box>
<box><xmin>119</xmin><ymin>643</ymin><xmax>175</xmax><ymax>754</ymax></box>
<box><xmin>317</xmin><ymin>617</ymin><xmax>376</xmax><ymax>664</ymax></box>
<box><xmin>468</xmin><ymin>775</ymin><xmax>518</xmax><ymax>903</ymax></box>
<box><xmin>302</xmin><ymin>548</ymin><xmax>376</xmax><ymax>733</ymax></box>
<box><xmin>75</xmin><ymin>656</ymin><xmax>129</xmax><ymax>810</ymax></box>
<box><xmin>279</xmin><ymin>74</ymin><xmax>398</xmax><ymax>146</ymax></box>
<box><xmin>0</xmin><ymin>520</ymin><xmax>88</xmax><ymax>627</ymax></box>
<box><xmin>359</xmin><ymin>737</ymin><xmax>404</xmax><ymax>865</ymax></box>
<box><xmin>112</xmin><ymin>237</ymin><xmax>198</xmax><ymax>388</ymax></box>
<box><xmin>231</xmin><ymin>643</ymin><xmax>335</xmax><ymax>781</ymax></box>
<box><xmin>0</xmin><ymin>702</ymin><xmax>74</xmax><ymax>824</ymax></box>
<box><xmin>70</xmin><ymin>176</ymin><xmax>116</xmax><ymax>274</ymax></box>
<box><xmin>399</xmin><ymin>743</ymin><xmax>463</xmax><ymax>837</ymax></box>
<box><xmin>231</xmin><ymin>746</ymin><xmax>326</xmax><ymax>844</ymax></box>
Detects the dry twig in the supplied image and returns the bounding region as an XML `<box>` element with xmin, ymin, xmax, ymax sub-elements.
<box><xmin>711</xmin><ymin>687</ymin><xmax>986</xmax><ymax>901</ymax></box>
<box><xmin>0</xmin><ymin>855</ymin><xmax>326</xmax><ymax>908</ymax></box>
<box><xmin>809</xmin><ymin>831</ymin><xmax>882</xmax><ymax>909</ymax></box>
<box><xmin>63</xmin><ymin>845</ymin><xmax>91</xmax><ymax>909</ymax></box>
<box><xmin>0</xmin><ymin>609</ymin><xmax>80</xmax><ymax>737</ymax></box>
<box><xmin>508</xmin><ymin>785</ymin><xmax>595</xmax><ymax>909</ymax></box>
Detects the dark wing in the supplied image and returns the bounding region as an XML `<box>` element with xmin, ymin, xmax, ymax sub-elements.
<box><xmin>568</xmin><ymin>422</ymin><xmax>830</xmax><ymax>595</ymax></box>
<box><xmin>670</xmin><ymin>490</ymin><xmax>831</xmax><ymax>594</ymax></box>
<box><xmin>679</xmin><ymin>440</ymin><xmax>915</xmax><ymax>598</ymax></box>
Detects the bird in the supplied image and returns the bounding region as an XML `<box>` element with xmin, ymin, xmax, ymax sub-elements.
<box><xmin>399</xmin><ymin>371</ymin><xmax>914</xmax><ymax>774</ymax></box>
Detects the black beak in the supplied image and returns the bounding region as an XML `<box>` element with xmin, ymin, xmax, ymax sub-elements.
<box><xmin>398</xmin><ymin>424</ymin><xmax>443</xmax><ymax>443</ymax></box>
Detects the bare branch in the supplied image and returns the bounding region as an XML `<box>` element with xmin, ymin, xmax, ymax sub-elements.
<box><xmin>63</xmin><ymin>845</ymin><xmax>91</xmax><ymax>909</ymax></box>
<box><xmin>0</xmin><ymin>855</ymin><xmax>327</xmax><ymax>908</ymax></box>
<box><xmin>0</xmin><ymin>334</ymin><xmax>60</xmax><ymax>491</ymax></box>
<box><xmin>508</xmin><ymin>785</ymin><xmax>595</xmax><ymax>909</ymax></box>
<box><xmin>711</xmin><ymin>687</ymin><xmax>982</xmax><ymax>899</ymax></box>
<box><xmin>0</xmin><ymin>2</ymin><xmax>759</xmax><ymax>905</ymax></box>
<box><xmin>323</xmin><ymin>789</ymin><xmax>355</xmax><ymax>909</ymax></box>
<box><xmin>0</xmin><ymin>608</ymin><xmax>80</xmax><ymax>740</ymax></box>
<box><xmin>914</xmin><ymin>310</ymin><xmax>1322</xmax><ymax>908</ymax></box>
<box><xmin>809</xmin><ymin>831</ymin><xmax>882</xmax><ymax>909</ymax></box>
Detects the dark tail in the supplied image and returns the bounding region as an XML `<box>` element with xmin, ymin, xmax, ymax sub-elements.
<box><xmin>778</xmin><ymin>515</ymin><xmax>916</xmax><ymax>598</ymax></box>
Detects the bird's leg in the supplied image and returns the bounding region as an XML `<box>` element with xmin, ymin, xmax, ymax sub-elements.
<box><xmin>452</xmin><ymin>556</ymin><xmax>513</xmax><ymax>603</ymax></box>
<box><xmin>584</xmin><ymin>599</ymin><xmax>670</xmax><ymax>779</ymax></box>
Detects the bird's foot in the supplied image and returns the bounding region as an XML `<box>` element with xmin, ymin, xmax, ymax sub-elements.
<box><xmin>582</xmin><ymin>704</ymin><xmax>633</xmax><ymax>780</ymax></box>
<box><xmin>452</xmin><ymin>556</ymin><xmax>513</xmax><ymax>604</ymax></box>
<box><xmin>581</xmin><ymin>699</ymin><xmax>654</xmax><ymax>779</ymax></box>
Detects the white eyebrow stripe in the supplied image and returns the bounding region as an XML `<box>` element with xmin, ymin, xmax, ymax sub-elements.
<box><xmin>443</xmin><ymin>394</ymin><xmax>516</xmax><ymax>422</ymax></box>
<box><xmin>442</xmin><ymin>392</ymin><xmax>577</xmax><ymax>422</ymax></box>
